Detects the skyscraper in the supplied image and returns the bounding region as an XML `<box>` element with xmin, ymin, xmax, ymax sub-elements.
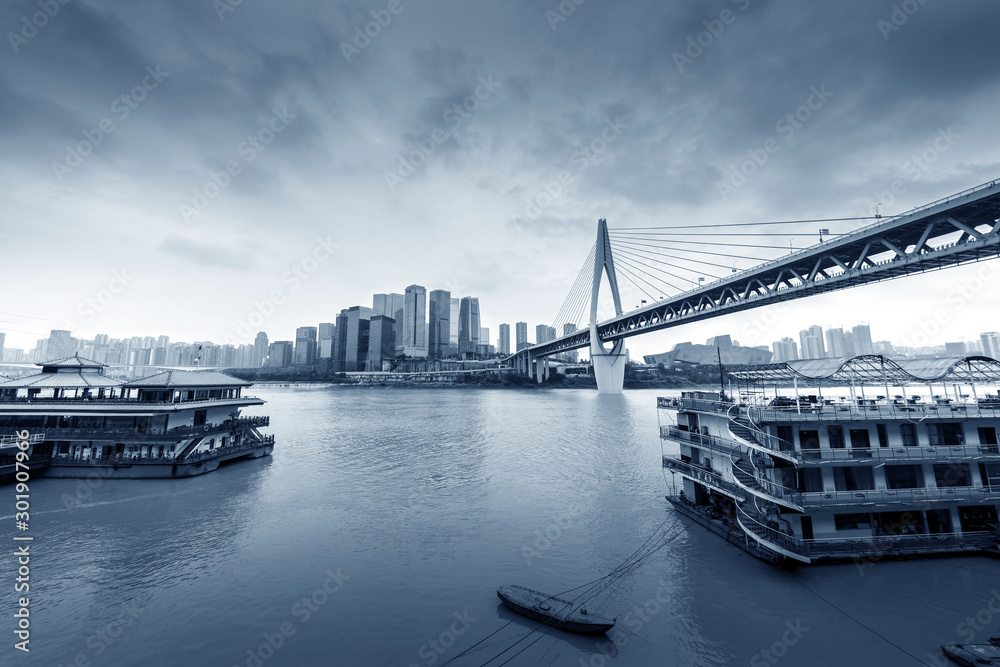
<box><xmin>267</xmin><ymin>341</ymin><xmax>294</xmax><ymax>367</ymax></box>
<box><xmin>294</xmin><ymin>326</ymin><xmax>317</xmax><ymax>365</ymax></box>
<box><xmin>318</xmin><ymin>323</ymin><xmax>335</xmax><ymax>359</ymax></box>
<box><xmin>798</xmin><ymin>325</ymin><xmax>825</xmax><ymax>360</ymax></box>
<box><xmin>981</xmin><ymin>332</ymin><xmax>1000</xmax><ymax>359</ymax></box>
<box><xmin>253</xmin><ymin>331</ymin><xmax>269</xmax><ymax>367</ymax></box>
<box><xmin>852</xmin><ymin>324</ymin><xmax>874</xmax><ymax>355</ymax></box>
<box><xmin>772</xmin><ymin>337</ymin><xmax>799</xmax><ymax>363</ymax></box>
<box><xmin>47</xmin><ymin>329</ymin><xmax>76</xmax><ymax>360</ymax></box>
<box><xmin>403</xmin><ymin>285</ymin><xmax>427</xmax><ymax>357</ymax></box>
<box><xmin>516</xmin><ymin>322</ymin><xmax>529</xmax><ymax>351</ymax></box>
<box><xmin>563</xmin><ymin>323</ymin><xmax>578</xmax><ymax>362</ymax></box>
<box><xmin>373</xmin><ymin>293</ymin><xmax>405</xmax><ymax>350</ymax></box>
<box><xmin>366</xmin><ymin>316</ymin><xmax>396</xmax><ymax>371</ymax></box>
<box><xmin>535</xmin><ymin>324</ymin><xmax>555</xmax><ymax>344</ymax></box>
<box><xmin>458</xmin><ymin>296</ymin><xmax>480</xmax><ymax>356</ymax></box>
<box><xmin>826</xmin><ymin>327</ymin><xmax>851</xmax><ymax>359</ymax></box>
<box><xmin>498</xmin><ymin>323</ymin><xmax>511</xmax><ymax>357</ymax></box>
<box><xmin>428</xmin><ymin>289</ymin><xmax>451</xmax><ymax>358</ymax></box>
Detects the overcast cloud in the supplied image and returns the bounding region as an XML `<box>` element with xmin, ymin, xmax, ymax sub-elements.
<box><xmin>2</xmin><ymin>0</ymin><xmax>999</xmax><ymax>357</ymax></box>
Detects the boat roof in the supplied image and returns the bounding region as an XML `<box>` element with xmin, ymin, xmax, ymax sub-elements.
<box><xmin>124</xmin><ymin>370</ymin><xmax>251</xmax><ymax>388</ymax></box>
<box><xmin>0</xmin><ymin>371</ymin><xmax>123</xmax><ymax>389</ymax></box>
<box><xmin>726</xmin><ymin>354</ymin><xmax>1000</xmax><ymax>385</ymax></box>
<box><xmin>36</xmin><ymin>354</ymin><xmax>107</xmax><ymax>369</ymax></box>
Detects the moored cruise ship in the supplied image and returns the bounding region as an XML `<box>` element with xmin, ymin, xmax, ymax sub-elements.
<box><xmin>0</xmin><ymin>355</ymin><xmax>274</xmax><ymax>482</ymax></box>
<box><xmin>659</xmin><ymin>354</ymin><xmax>1000</xmax><ymax>564</ymax></box>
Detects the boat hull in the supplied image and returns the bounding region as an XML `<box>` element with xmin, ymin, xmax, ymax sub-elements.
<box><xmin>497</xmin><ymin>585</ymin><xmax>615</xmax><ymax>636</ymax></box>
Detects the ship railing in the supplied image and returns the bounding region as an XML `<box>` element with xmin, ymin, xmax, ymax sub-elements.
<box><xmin>755</xmin><ymin>402</ymin><xmax>1000</xmax><ymax>423</ymax></box>
<box><xmin>798</xmin><ymin>444</ymin><xmax>1000</xmax><ymax>464</ymax></box>
<box><xmin>45</xmin><ymin>439</ymin><xmax>275</xmax><ymax>466</ymax></box>
<box><xmin>801</xmin><ymin>530</ymin><xmax>997</xmax><ymax>556</ymax></box>
<box><xmin>729</xmin><ymin>455</ymin><xmax>804</xmax><ymax>511</ymax></box>
<box><xmin>660</xmin><ymin>426</ymin><xmax>746</xmax><ymax>456</ymax></box>
<box><xmin>658</xmin><ymin>397</ymin><xmax>733</xmax><ymax>413</ymax></box>
<box><xmin>0</xmin><ymin>416</ymin><xmax>270</xmax><ymax>442</ymax></box>
<box><xmin>735</xmin><ymin>504</ymin><xmax>811</xmax><ymax>561</ymax></box>
<box><xmin>726</xmin><ymin>405</ymin><xmax>797</xmax><ymax>459</ymax></box>
<box><xmin>795</xmin><ymin>485</ymin><xmax>1000</xmax><ymax>508</ymax></box>
<box><xmin>662</xmin><ymin>456</ymin><xmax>745</xmax><ymax>500</ymax></box>
<box><xmin>0</xmin><ymin>395</ymin><xmax>263</xmax><ymax>406</ymax></box>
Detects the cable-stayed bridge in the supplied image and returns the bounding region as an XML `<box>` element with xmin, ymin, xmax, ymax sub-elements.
<box><xmin>509</xmin><ymin>179</ymin><xmax>1000</xmax><ymax>393</ymax></box>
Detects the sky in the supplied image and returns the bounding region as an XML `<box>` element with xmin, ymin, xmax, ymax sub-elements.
<box><xmin>1</xmin><ymin>0</ymin><xmax>999</xmax><ymax>360</ymax></box>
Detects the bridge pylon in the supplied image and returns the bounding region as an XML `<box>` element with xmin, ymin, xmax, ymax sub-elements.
<box><xmin>590</xmin><ymin>218</ymin><xmax>626</xmax><ymax>394</ymax></box>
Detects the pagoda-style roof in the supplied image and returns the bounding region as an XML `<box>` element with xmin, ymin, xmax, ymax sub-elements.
<box><xmin>0</xmin><ymin>370</ymin><xmax>123</xmax><ymax>389</ymax></box>
<box><xmin>726</xmin><ymin>355</ymin><xmax>1000</xmax><ymax>385</ymax></box>
<box><xmin>37</xmin><ymin>354</ymin><xmax>107</xmax><ymax>371</ymax></box>
<box><xmin>124</xmin><ymin>370</ymin><xmax>251</xmax><ymax>388</ymax></box>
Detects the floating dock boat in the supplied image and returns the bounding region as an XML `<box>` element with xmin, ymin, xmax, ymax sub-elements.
<box><xmin>496</xmin><ymin>585</ymin><xmax>615</xmax><ymax>636</ymax></box>
<box><xmin>943</xmin><ymin>638</ymin><xmax>1000</xmax><ymax>666</ymax></box>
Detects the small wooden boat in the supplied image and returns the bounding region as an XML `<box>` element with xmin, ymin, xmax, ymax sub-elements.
<box><xmin>942</xmin><ymin>638</ymin><xmax>1000</xmax><ymax>666</ymax></box>
<box><xmin>496</xmin><ymin>585</ymin><xmax>616</xmax><ymax>636</ymax></box>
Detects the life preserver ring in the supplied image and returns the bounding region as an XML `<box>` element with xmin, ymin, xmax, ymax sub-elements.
<box><xmin>203</xmin><ymin>425</ymin><xmax>209</xmax><ymax>432</ymax></box>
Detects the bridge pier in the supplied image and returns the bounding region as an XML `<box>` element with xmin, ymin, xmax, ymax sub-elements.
<box><xmin>534</xmin><ymin>356</ymin><xmax>549</xmax><ymax>384</ymax></box>
<box><xmin>592</xmin><ymin>339</ymin><xmax>625</xmax><ymax>394</ymax></box>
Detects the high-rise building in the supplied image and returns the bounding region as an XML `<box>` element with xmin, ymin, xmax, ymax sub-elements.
<box><xmin>337</xmin><ymin>306</ymin><xmax>375</xmax><ymax>371</ymax></box>
<box><xmin>981</xmin><ymin>332</ymin><xmax>1000</xmax><ymax>360</ymax></box>
<box><xmin>851</xmin><ymin>324</ymin><xmax>874</xmax><ymax>355</ymax></box>
<box><xmin>449</xmin><ymin>298</ymin><xmax>459</xmax><ymax>355</ymax></box>
<box><xmin>945</xmin><ymin>341</ymin><xmax>967</xmax><ymax>355</ymax></box>
<box><xmin>366</xmin><ymin>316</ymin><xmax>396</xmax><ymax>371</ymax></box>
<box><xmin>458</xmin><ymin>296</ymin><xmax>480</xmax><ymax>356</ymax></box>
<box><xmin>267</xmin><ymin>341</ymin><xmax>294</xmax><ymax>367</ymax></box>
<box><xmin>318</xmin><ymin>323</ymin><xmax>335</xmax><ymax>359</ymax></box>
<box><xmin>535</xmin><ymin>324</ymin><xmax>556</xmax><ymax>344</ymax></box>
<box><xmin>47</xmin><ymin>330</ymin><xmax>76</xmax><ymax>360</ymax></box>
<box><xmin>479</xmin><ymin>327</ymin><xmax>490</xmax><ymax>358</ymax></box>
<box><xmin>825</xmin><ymin>328</ymin><xmax>849</xmax><ymax>358</ymax></box>
<box><xmin>373</xmin><ymin>293</ymin><xmax>405</xmax><ymax>350</ymax></box>
<box><xmin>253</xmin><ymin>331</ymin><xmax>269</xmax><ymax>367</ymax></box>
<box><xmin>562</xmin><ymin>323</ymin><xmax>578</xmax><ymax>362</ymax></box>
<box><xmin>428</xmin><ymin>290</ymin><xmax>451</xmax><ymax>358</ymax></box>
<box><xmin>498</xmin><ymin>324</ymin><xmax>511</xmax><ymax>357</ymax></box>
<box><xmin>772</xmin><ymin>337</ymin><xmax>799</xmax><ymax>363</ymax></box>
<box><xmin>403</xmin><ymin>285</ymin><xmax>427</xmax><ymax>357</ymax></box>
<box><xmin>798</xmin><ymin>325</ymin><xmax>825</xmax><ymax>360</ymax></box>
<box><xmin>294</xmin><ymin>326</ymin><xmax>317</xmax><ymax>365</ymax></box>
<box><xmin>516</xmin><ymin>322</ymin><xmax>529</xmax><ymax>352</ymax></box>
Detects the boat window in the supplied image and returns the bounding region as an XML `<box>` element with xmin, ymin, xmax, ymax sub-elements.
<box><xmin>799</xmin><ymin>430</ymin><xmax>820</xmax><ymax>451</ymax></box>
<box><xmin>884</xmin><ymin>464</ymin><xmax>925</xmax><ymax>489</ymax></box>
<box><xmin>899</xmin><ymin>423</ymin><xmax>918</xmax><ymax>447</ymax></box>
<box><xmin>833</xmin><ymin>466</ymin><xmax>874</xmax><ymax>491</ymax></box>
<box><xmin>876</xmin><ymin>424</ymin><xmax>889</xmax><ymax>448</ymax></box>
<box><xmin>797</xmin><ymin>468</ymin><xmax>823</xmax><ymax>493</ymax></box>
<box><xmin>978</xmin><ymin>427</ymin><xmax>998</xmax><ymax>446</ymax></box>
<box><xmin>928</xmin><ymin>423</ymin><xmax>964</xmax><ymax>446</ymax></box>
<box><xmin>933</xmin><ymin>463</ymin><xmax>972</xmax><ymax>487</ymax></box>
<box><xmin>828</xmin><ymin>425</ymin><xmax>845</xmax><ymax>449</ymax></box>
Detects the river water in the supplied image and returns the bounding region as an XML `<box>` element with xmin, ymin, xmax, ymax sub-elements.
<box><xmin>4</xmin><ymin>386</ymin><xmax>999</xmax><ymax>666</ymax></box>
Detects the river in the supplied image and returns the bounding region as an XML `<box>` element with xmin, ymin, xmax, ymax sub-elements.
<box><xmin>3</xmin><ymin>386</ymin><xmax>998</xmax><ymax>666</ymax></box>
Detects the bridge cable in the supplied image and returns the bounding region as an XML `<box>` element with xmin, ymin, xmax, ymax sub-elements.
<box><xmin>614</xmin><ymin>254</ymin><xmax>692</xmax><ymax>293</ymax></box>
<box><xmin>613</xmin><ymin>248</ymin><xmax>722</xmax><ymax>282</ymax></box>
<box><xmin>613</xmin><ymin>262</ymin><xmax>670</xmax><ymax>303</ymax></box>
<box><xmin>549</xmin><ymin>243</ymin><xmax>596</xmax><ymax>334</ymax></box>
<box><xmin>553</xmin><ymin>255</ymin><xmax>596</xmax><ymax>335</ymax></box>
<box><xmin>610</xmin><ymin>241</ymin><xmax>745</xmax><ymax>272</ymax></box>
<box><xmin>607</xmin><ymin>235</ymin><xmax>807</xmax><ymax>250</ymax></box>
<box><xmin>611</xmin><ymin>231</ymin><xmax>819</xmax><ymax>238</ymax></box>
<box><xmin>608</xmin><ymin>238</ymin><xmax>789</xmax><ymax>263</ymax></box>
